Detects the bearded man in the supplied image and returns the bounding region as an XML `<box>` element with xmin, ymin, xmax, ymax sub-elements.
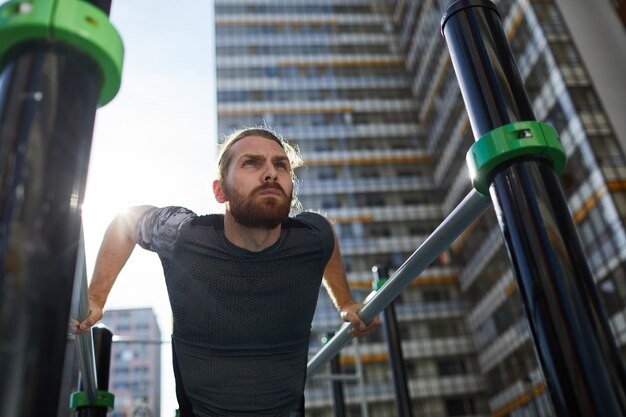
<box><xmin>76</xmin><ymin>127</ymin><xmax>379</xmax><ymax>417</ymax></box>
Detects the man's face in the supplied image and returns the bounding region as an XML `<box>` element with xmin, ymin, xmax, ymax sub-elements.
<box><xmin>217</xmin><ymin>136</ymin><xmax>294</xmax><ymax>229</ymax></box>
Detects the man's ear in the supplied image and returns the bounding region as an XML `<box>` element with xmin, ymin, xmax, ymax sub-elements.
<box><xmin>213</xmin><ymin>179</ymin><xmax>227</xmax><ymax>203</ymax></box>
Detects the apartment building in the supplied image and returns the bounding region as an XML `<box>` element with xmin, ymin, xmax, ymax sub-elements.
<box><xmin>103</xmin><ymin>308</ymin><xmax>162</xmax><ymax>417</ymax></box>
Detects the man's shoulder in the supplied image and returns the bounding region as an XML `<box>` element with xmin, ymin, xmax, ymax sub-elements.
<box><xmin>189</xmin><ymin>213</ymin><xmax>225</xmax><ymax>229</ymax></box>
<box><xmin>287</xmin><ymin>212</ymin><xmax>334</xmax><ymax>239</ymax></box>
<box><xmin>288</xmin><ymin>211</ymin><xmax>329</xmax><ymax>228</ymax></box>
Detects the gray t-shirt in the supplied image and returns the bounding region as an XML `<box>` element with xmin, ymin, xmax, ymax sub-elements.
<box><xmin>136</xmin><ymin>207</ymin><xmax>334</xmax><ymax>416</ymax></box>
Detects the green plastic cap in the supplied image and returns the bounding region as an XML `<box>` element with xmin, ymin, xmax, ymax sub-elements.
<box><xmin>466</xmin><ymin>121</ymin><xmax>567</xmax><ymax>195</ymax></box>
<box><xmin>0</xmin><ymin>0</ymin><xmax>124</xmax><ymax>106</ymax></box>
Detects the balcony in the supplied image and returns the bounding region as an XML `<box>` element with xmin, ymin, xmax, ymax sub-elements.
<box><xmin>323</xmin><ymin>204</ymin><xmax>441</xmax><ymax>223</ymax></box>
<box><xmin>299</xmin><ymin>176</ymin><xmax>435</xmax><ymax>195</ymax></box>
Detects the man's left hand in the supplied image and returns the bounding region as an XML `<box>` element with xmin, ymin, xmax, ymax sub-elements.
<box><xmin>340</xmin><ymin>303</ymin><xmax>380</xmax><ymax>337</ymax></box>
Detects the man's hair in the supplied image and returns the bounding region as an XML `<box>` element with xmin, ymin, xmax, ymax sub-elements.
<box><xmin>217</xmin><ymin>126</ymin><xmax>304</xmax><ymax>214</ymax></box>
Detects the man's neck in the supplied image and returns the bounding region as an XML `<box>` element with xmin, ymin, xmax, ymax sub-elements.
<box><xmin>223</xmin><ymin>213</ymin><xmax>282</xmax><ymax>252</ymax></box>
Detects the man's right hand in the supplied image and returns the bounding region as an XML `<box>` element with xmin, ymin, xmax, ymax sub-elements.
<box><xmin>71</xmin><ymin>299</ymin><xmax>104</xmax><ymax>335</ymax></box>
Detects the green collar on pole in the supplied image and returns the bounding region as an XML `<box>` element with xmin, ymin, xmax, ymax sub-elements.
<box><xmin>70</xmin><ymin>390</ymin><xmax>115</xmax><ymax>410</ymax></box>
<box><xmin>466</xmin><ymin>121</ymin><xmax>567</xmax><ymax>195</ymax></box>
<box><xmin>0</xmin><ymin>0</ymin><xmax>124</xmax><ymax>106</ymax></box>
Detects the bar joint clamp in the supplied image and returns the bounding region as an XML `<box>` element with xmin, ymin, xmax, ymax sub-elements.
<box><xmin>0</xmin><ymin>0</ymin><xmax>124</xmax><ymax>106</ymax></box>
<box><xmin>70</xmin><ymin>390</ymin><xmax>115</xmax><ymax>411</ymax></box>
<box><xmin>466</xmin><ymin>121</ymin><xmax>567</xmax><ymax>195</ymax></box>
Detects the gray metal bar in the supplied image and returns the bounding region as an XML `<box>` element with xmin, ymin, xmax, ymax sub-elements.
<box><xmin>306</xmin><ymin>190</ymin><xmax>490</xmax><ymax>379</ymax></box>
<box><xmin>111</xmin><ymin>337</ymin><xmax>171</xmax><ymax>344</ymax></box>
<box><xmin>71</xmin><ymin>238</ymin><xmax>99</xmax><ymax>404</ymax></box>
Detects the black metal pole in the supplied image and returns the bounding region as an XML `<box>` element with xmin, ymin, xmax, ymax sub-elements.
<box><xmin>372</xmin><ymin>265</ymin><xmax>413</xmax><ymax>417</ymax></box>
<box><xmin>326</xmin><ymin>333</ymin><xmax>346</xmax><ymax>417</ymax></box>
<box><xmin>0</xmin><ymin>39</ymin><xmax>102</xmax><ymax>417</ymax></box>
<box><xmin>76</xmin><ymin>326</ymin><xmax>113</xmax><ymax>417</ymax></box>
<box><xmin>441</xmin><ymin>1</ymin><xmax>626</xmax><ymax>416</ymax></box>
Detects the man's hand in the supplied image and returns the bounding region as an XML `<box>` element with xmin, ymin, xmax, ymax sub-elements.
<box><xmin>340</xmin><ymin>303</ymin><xmax>380</xmax><ymax>337</ymax></box>
<box><xmin>70</xmin><ymin>298</ymin><xmax>104</xmax><ymax>335</ymax></box>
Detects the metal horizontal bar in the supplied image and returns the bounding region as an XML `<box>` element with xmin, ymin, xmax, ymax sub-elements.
<box><xmin>111</xmin><ymin>337</ymin><xmax>172</xmax><ymax>345</ymax></box>
<box><xmin>306</xmin><ymin>190</ymin><xmax>490</xmax><ymax>379</ymax></box>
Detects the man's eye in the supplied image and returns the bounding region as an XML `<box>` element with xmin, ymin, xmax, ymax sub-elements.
<box><xmin>275</xmin><ymin>162</ymin><xmax>288</xmax><ymax>169</ymax></box>
<box><xmin>243</xmin><ymin>159</ymin><xmax>258</xmax><ymax>166</ymax></box>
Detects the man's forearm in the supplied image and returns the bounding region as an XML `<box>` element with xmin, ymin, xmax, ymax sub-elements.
<box><xmin>75</xmin><ymin>206</ymin><xmax>154</xmax><ymax>333</ymax></box>
<box><xmin>88</xmin><ymin>213</ymin><xmax>138</xmax><ymax>308</ymax></box>
<box><xmin>322</xmin><ymin>227</ymin><xmax>356</xmax><ymax>311</ymax></box>
<box><xmin>88</xmin><ymin>206</ymin><xmax>154</xmax><ymax>305</ymax></box>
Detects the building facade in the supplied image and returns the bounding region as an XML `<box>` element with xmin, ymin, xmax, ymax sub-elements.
<box><xmin>103</xmin><ymin>308</ymin><xmax>162</xmax><ymax>417</ymax></box>
<box><xmin>214</xmin><ymin>0</ymin><xmax>626</xmax><ymax>416</ymax></box>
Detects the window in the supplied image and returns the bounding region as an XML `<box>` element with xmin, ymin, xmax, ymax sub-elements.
<box><xmin>437</xmin><ymin>359</ymin><xmax>467</xmax><ymax>376</ymax></box>
<box><xmin>445</xmin><ymin>398</ymin><xmax>476</xmax><ymax>416</ymax></box>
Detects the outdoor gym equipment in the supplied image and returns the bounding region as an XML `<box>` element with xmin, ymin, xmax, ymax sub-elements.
<box><xmin>0</xmin><ymin>0</ymin><xmax>625</xmax><ymax>416</ymax></box>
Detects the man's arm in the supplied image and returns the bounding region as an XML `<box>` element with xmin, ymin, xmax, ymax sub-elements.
<box><xmin>322</xmin><ymin>223</ymin><xmax>380</xmax><ymax>337</ymax></box>
<box><xmin>74</xmin><ymin>205</ymin><xmax>155</xmax><ymax>334</ymax></box>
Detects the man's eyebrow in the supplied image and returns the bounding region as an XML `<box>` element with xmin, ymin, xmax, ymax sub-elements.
<box><xmin>239</xmin><ymin>154</ymin><xmax>265</xmax><ymax>160</ymax></box>
<box><xmin>238</xmin><ymin>154</ymin><xmax>290</xmax><ymax>166</ymax></box>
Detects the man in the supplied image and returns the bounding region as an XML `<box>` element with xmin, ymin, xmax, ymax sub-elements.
<box><xmin>76</xmin><ymin>127</ymin><xmax>379</xmax><ymax>416</ymax></box>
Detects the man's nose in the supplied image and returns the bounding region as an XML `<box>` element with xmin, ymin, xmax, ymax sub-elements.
<box><xmin>263</xmin><ymin>163</ymin><xmax>278</xmax><ymax>182</ymax></box>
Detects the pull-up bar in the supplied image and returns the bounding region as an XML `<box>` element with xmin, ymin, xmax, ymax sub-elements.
<box><xmin>307</xmin><ymin>190</ymin><xmax>490</xmax><ymax>379</ymax></box>
<box><xmin>71</xmin><ymin>241</ymin><xmax>99</xmax><ymax>405</ymax></box>
<box><xmin>69</xmin><ymin>237</ymin><xmax>115</xmax><ymax>416</ymax></box>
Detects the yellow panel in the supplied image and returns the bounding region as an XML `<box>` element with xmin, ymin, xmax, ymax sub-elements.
<box><xmin>504</xmin><ymin>280</ymin><xmax>517</xmax><ymax>296</ymax></box>
<box><xmin>573</xmin><ymin>186</ymin><xmax>606</xmax><ymax>224</ymax></box>
<box><xmin>277</xmin><ymin>59</ymin><xmax>404</xmax><ymax>68</ymax></box>
<box><xmin>607</xmin><ymin>180</ymin><xmax>626</xmax><ymax>191</ymax></box>
<box><xmin>306</xmin><ymin>155</ymin><xmax>433</xmax><ymax>166</ymax></box>
<box><xmin>339</xmin><ymin>352</ymin><xmax>389</xmax><ymax>365</ymax></box>
<box><xmin>349</xmin><ymin>275</ymin><xmax>459</xmax><ymax>289</ymax></box>
<box><xmin>328</xmin><ymin>215</ymin><xmax>374</xmax><ymax>224</ymax></box>
<box><xmin>216</xmin><ymin>18</ymin><xmax>338</xmax><ymax>26</ymax></box>
<box><xmin>491</xmin><ymin>383</ymin><xmax>545</xmax><ymax>417</ymax></box>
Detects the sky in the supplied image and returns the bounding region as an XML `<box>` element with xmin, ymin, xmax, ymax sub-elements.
<box><xmin>81</xmin><ymin>1</ymin><xmax>217</xmax><ymax>415</ymax></box>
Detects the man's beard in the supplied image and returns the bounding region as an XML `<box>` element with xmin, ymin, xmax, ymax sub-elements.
<box><xmin>224</xmin><ymin>182</ymin><xmax>292</xmax><ymax>229</ymax></box>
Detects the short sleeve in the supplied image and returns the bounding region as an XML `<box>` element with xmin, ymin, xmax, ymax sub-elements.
<box><xmin>294</xmin><ymin>211</ymin><xmax>335</xmax><ymax>266</ymax></box>
<box><xmin>136</xmin><ymin>206</ymin><xmax>196</xmax><ymax>261</ymax></box>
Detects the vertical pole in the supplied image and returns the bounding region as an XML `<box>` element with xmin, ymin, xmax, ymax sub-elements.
<box><xmin>372</xmin><ymin>265</ymin><xmax>413</xmax><ymax>417</ymax></box>
<box><xmin>352</xmin><ymin>338</ymin><xmax>369</xmax><ymax>417</ymax></box>
<box><xmin>75</xmin><ymin>326</ymin><xmax>113</xmax><ymax>417</ymax></box>
<box><xmin>441</xmin><ymin>1</ymin><xmax>626</xmax><ymax>416</ymax></box>
<box><xmin>73</xmin><ymin>238</ymin><xmax>99</xmax><ymax>405</ymax></box>
<box><xmin>0</xmin><ymin>39</ymin><xmax>102</xmax><ymax>417</ymax></box>
<box><xmin>326</xmin><ymin>333</ymin><xmax>346</xmax><ymax>417</ymax></box>
<box><xmin>0</xmin><ymin>0</ymin><xmax>119</xmax><ymax>415</ymax></box>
